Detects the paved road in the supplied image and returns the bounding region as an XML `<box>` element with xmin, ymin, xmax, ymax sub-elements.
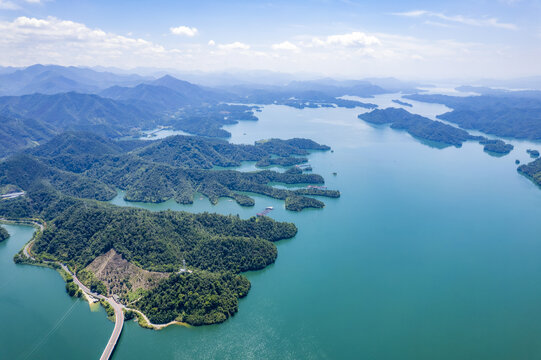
<box><xmin>100</xmin><ymin>299</ymin><xmax>124</xmax><ymax>360</ymax></box>
<box><xmin>19</xmin><ymin>223</ymin><xmax>124</xmax><ymax>360</ymax></box>
<box><xmin>59</xmin><ymin>264</ymin><xmax>124</xmax><ymax>360</ymax></box>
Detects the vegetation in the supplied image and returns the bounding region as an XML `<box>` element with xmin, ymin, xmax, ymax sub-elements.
<box><xmin>229</xmin><ymin>87</ymin><xmax>378</xmax><ymax>109</ymax></box>
<box><xmin>404</xmin><ymin>93</ymin><xmax>541</xmax><ymax>140</ymax></box>
<box><xmin>285</xmin><ymin>195</ymin><xmax>324</xmax><ymax>211</ymax></box>
<box><xmin>0</xmin><ymin>185</ymin><xmax>297</xmax><ymax>326</ymax></box>
<box><xmin>392</xmin><ymin>99</ymin><xmax>413</xmax><ymax>107</ymax></box>
<box><xmin>124</xmin><ymin>309</ymin><xmax>136</xmax><ymax>321</ymax></box>
<box><xmin>100</xmin><ymin>299</ymin><xmax>115</xmax><ymax>319</ymax></box>
<box><xmin>255</xmin><ymin>156</ymin><xmax>308</xmax><ymax>167</ymax></box>
<box><xmin>518</xmin><ymin>158</ymin><xmax>541</xmax><ymax>187</ymax></box>
<box><xmin>479</xmin><ymin>139</ymin><xmax>514</xmax><ymax>155</ymax></box>
<box><xmin>77</xmin><ymin>268</ymin><xmax>108</xmax><ymax>295</ymax></box>
<box><xmin>0</xmin><ymin>130</ymin><xmax>337</xmax><ymax>326</ymax></box>
<box><xmin>65</xmin><ymin>280</ymin><xmax>79</xmax><ymax>297</ymax></box>
<box><xmin>0</xmin><ymin>225</ymin><xmax>9</xmax><ymax>242</ymax></box>
<box><xmin>0</xmin><ymin>110</ymin><xmax>56</xmax><ymax>158</ymax></box>
<box><xmin>8</xmin><ymin>132</ymin><xmax>338</xmax><ymax>211</ymax></box>
<box><xmin>358</xmin><ymin>108</ymin><xmax>478</xmax><ymax>147</ymax></box>
<box><xmin>0</xmin><ymin>92</ymin><xmax>156</xmax><ymax>142</ymax></box>
<box><xmin>32</xmin><ymin>201</ymin><xmax>293</xmax><ymax>274</ymax></box>
<box><xmin>0</xmin><ymin>154</ymin><xmax>116</xmax><ymax>201</ymax></box>
<box><xmin>167</xmin><ymin>104</ymin><xmax>259</xmax><ymax>138</ymax></box>
<box><xmin>527</xmin><ymin>149</ymin><xmax>540</xmax><ymax>158</ymax></box>
<box><xmin>136</xmin><ymin>271</ymin><xmax>250</xmax><ymax>325</ymax></box>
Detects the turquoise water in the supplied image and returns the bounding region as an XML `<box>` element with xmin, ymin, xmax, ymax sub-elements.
<box><xmin>3</xmin><ymin>95</ymin><xmax>541</xmax><ymax>359</ymax></box>
<box><xmin>0</xmin><ymin>224</ymin><xmax>112</xmax><ymax>360</ymax></box>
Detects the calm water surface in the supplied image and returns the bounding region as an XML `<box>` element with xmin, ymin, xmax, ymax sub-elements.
<box><xmin>2</xmin><ymin>94</ymin><xmax>541</xmax><ymax>359</ymax></box>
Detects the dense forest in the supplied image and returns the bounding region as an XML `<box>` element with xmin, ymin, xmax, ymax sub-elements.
<box><xmin>1</xmin><ymin>132</ymin><xmax>339</xmax><ymax>211</ymax></box>
<box><xmin>0</xmin><ymin>131</ymin><xmax>336</xmax><ymax>325</ymax></box>
<box><xmin>137</xmin><ymin>271</ymin><xmax>251</xmax><ymax>325</ymax></box>
<box><xmin>358</xmin><ymin>108</ymin><xmax>478</xmax><ymax>147</ymax></box>
<box><xmin>0</xmin><ymin>225</ymin><xmax>8</xmax><ymax>242</ymax></box>
<box><xmin>0</xmin><ymin>65</ymin><xmax>397</xmax><ymax>157</ymax></box>
<box><xmin>359</xmin><ymin>107</ymin><xmax>517</xmax><ymax>155</ymax></box>
<box><xmin>479</xmin><ymin>139</ymin><xmax>514</xmax><ymax>155</ymax></box>
<box><xmin>0</xmin><ymin>185</ymin><xmax>296</xmax><ymax>325</ymax></box>
<box><xmin>518</xmin><ymin>158</ymin><xmax>541</xmax><ymax>187</ymax></box>
<box><xmin>404</xmin><ymin>93</ymin><xmax>541</xmax><ymax>140</ymax></box>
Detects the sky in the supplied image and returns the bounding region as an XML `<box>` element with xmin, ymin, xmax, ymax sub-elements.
<box><xmin>0</xmin><ymin>0</ymin><xmax>540</xmax><ymax>80</ymax></box>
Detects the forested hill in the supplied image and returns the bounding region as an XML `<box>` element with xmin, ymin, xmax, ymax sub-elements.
<box><xmin>358</xmin><ymin>108</ymin><xmax>479</xmax><ymax>147</ymax></box>
<box><xmin>1</xmin><ymin>183</ymin><xmax>296</xmax><ymax>325</ymax></box>
<box><xmin>358</xmin><ymin>107</ymin><xmax>514</xmax><ymax>154</ymax></box>
<box><xmin>0</xmin><ymin>92</ymin><xmax>156</xmax><ymax>142</ymax></box>
<box><xmin>404</xmin><ymin>93</ymin><xmax>541</xmax><ymax>140</ymax></box>
<box><xmin>518</xmin><ymin>157</ymin><xmax>541</xmax><ymax>187</ymax></box>
<box><xmin>2</xmin><ymin>132</ymin><xmax>339</xmax><ymax>211</ymax></box>
<box><xmin>0</xmin><ymin>225</ymin><xmax>8</xmax><ymax>242</ymax></box>
<box><xmin>0</xmin><ymin>110</ymin><xmax>56</xmax><ymax>158</ymax></box>
<box><xmin>0</xmin><ymin>65</ymin><xmax>402</xmax><ymax>157</ymax></box>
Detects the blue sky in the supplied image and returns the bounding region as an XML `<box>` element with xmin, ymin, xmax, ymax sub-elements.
<box><xmin>0</xmin><ymin>0</ymin><xmax>540</xmax><ymax>79</ymax></box>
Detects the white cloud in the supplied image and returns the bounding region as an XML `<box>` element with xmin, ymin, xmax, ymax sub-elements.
<box><xmin>25</xmin><ymin>0</ymin><xmax>44</xmax><ymax>3</ymax></box>
<box><xmin>217</xmin><ymin>41</ymin><xmax>250</xmax><ymax>50</ymax></box>
<box><xmin>170</xmin><ymin>25</ymin><xmax>198</xmax><ymax>37</ymax></box>
<box><xmin>310</xmin><ymin>32</ymin><xmax>381</xmax><ymax>48</ymax></box>
<box><xmin>0</xmin><ymin>0</ymin><xmax>19</xmax><ymax>9</ymax></box>
<box><xmin>393</xmin><ymin>10</ymin><xmax>517</xmax><ymax>30</ymax></box>
<box><xmin>272</xmin><ymin>41</ymin><xmax>298</xmax><ymax>51</ymax></box>
<box><xmin>0</xmin><ymin>15</ymin><xmax>535</xmax><ymax>79</ymax></box>
<box><xmin>0</xmin><ymin>16</ymin><xmax>174</xmax><ymax>67</ymax></box>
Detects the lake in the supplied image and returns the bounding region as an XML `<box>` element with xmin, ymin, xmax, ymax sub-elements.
<box><xmin>2</xmin><ymin>93</ymin><xmax>541</xmax><ymax>359</ymax></box>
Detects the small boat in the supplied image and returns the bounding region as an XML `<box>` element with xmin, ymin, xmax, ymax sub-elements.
<box><xmin>265</xmin><ymin>206</ymin><xmax>274</xmax><ymax>210</ymax></box>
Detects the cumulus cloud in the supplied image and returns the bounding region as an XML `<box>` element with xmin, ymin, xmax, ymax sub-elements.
<box><xmin>310</xmin><ymin>32</ymin><xmax>381</xmax><ymax>48</ymax></box>
<box><xmin>0</xmin><ymin>16</ymin><xmax>173</xmax><ymax>67</ymax></box>
<box><xmin>217</xmin><ymin>41</ymin><xmax>250</xmax><ymax>50</ymax></box>
<box><xmin>0</xmin><ymin>15</ymin><xmax>533</xmax><ymax>79</ymax></box>
<box><xmin>170</xmin><ymin>25</ymin><xmax>198</xmax><ymax>37</ymax></box>
<box><xmin>393</xmin><ymin>10</ymin><xmax>517</xmax><ymax>30</ymax></box>
<box><xmin>272</xmin><ymin>41</ymin><xmax>298</xmax><ymax>51</ymax></box>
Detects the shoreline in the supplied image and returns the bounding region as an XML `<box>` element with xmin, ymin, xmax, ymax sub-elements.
<box><xmin>7</xmin><ymin>218</ymin><xmax>190</xmax><ymax>331</ymax></box>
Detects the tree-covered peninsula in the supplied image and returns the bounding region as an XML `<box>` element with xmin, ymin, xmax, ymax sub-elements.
<box><xmin>0</xmin><ymin>131</ymin><xmax>339</xmax><ymax>326</ymax></box>
<box><xmin>0</xmin><ymin>225</ymin><xmax>8</xmax><ymax>242</ymax></box>
<box><xmin>358</xmin><ymin>107</ymin><xmax>479</xmax><ymax>147</ymax></box>
<box><xmin>518</xmin><ymin>158</ymin><xmax>541</xmax><ymax>188</ymax></box>
<box><xmin>404</xmin><ymin>92</ymin><xmax>541</xmax><ymax>140</ymax></box>
<box><xmin>1</xmin><ymin>183</ymin><xmax>296</xmax><ymax>326</ymax></box>
<box><xmin>0</xmin><ymin>132</ymin><xmax>339</xmax><ymax>211</ymax></box>
<box><xmin>479</xmin><ymin>139</ymin><xmax>514</xmax><ymax>155</ymax></box>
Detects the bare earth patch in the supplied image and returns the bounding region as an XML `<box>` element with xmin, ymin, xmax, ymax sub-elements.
<box><xmin>86</xmin><ymin>249</ymin><xmax>169</xmax><ymax>299</ymax></box>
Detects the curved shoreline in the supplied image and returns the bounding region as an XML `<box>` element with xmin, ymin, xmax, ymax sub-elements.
<box><xmin>7</xmin><ymin>217</ymin><xmax>189</xmax><ymax>331</ymax></box>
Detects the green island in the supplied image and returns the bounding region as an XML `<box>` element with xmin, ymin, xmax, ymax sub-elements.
<box><xmin>5</xmin><ymin>132</ymin><xmax>339</xmax><ymax>211</ymax></box>
<box><xmin>0</xmin><ymin>130</ymin><xmax>338</xmax><ymax>327</ymax></box>
<box><xmin>0</xmin><ymin>225</ymin><xmax>8</xmax><ymax>242</ymax></box>
<box><xmin>358</xmin><ymin>107</ymin><xmax>479</xmax><ymax>147</ymax></box>
<box><xmin>358</xmin><ymin>107</ymin><xmax>514</xmax><ymax>155</ymax></box>
<box><xmin>391</xmin><ymin>99</ymin><xmax>413</xmax><ymax>107</ymax></box>
<box><xmin>518</xmin><ymin>157</ymin><xmax>541</xmax><ymax>187</ymax></box>
<box><xmin>479</xmin><ymin>139</ymin><xmax>514</xmax><ymax>155</ymax></box>
<box><xmin>527</xmin><ymin>149</ymin><xmax>540</xmax><ymax>158</ymax></box>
